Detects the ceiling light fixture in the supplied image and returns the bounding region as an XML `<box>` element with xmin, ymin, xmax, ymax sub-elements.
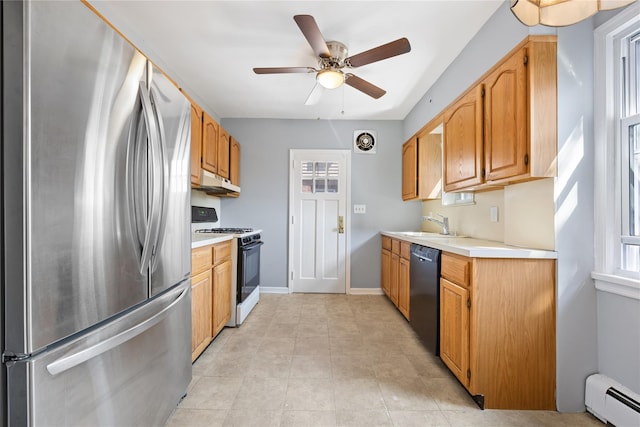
<box><xmin>510</xmin><ymin>0</ymin><xmax>636</xmax><ymax>26</ymax></box>
<box><xmin>316</xmin><ymin>69</ymin><xmax>344</xmax><ymax>89</ymax></box>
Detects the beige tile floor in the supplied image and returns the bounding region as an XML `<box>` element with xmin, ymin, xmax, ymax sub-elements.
<box><xmin>166</xmin><ymin>293</ymin><xmax>603</xmax><ymax>427</ymax></box>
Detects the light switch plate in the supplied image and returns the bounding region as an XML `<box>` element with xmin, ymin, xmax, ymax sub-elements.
<box><xmin>354</xmin><ymin>204</ymin><xmax>366</xmax><ymax>214</ymax></box>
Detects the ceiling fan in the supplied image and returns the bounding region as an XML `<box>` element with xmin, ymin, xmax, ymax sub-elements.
<box><xmin>253</xmin><ymin>15</ymin><xmax>411</xmax><ymax>104</ymax></box>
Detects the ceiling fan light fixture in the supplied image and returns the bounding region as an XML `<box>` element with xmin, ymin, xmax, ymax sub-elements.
<box><xmin>510</xmin><ymin>0</ymin><xmax>636</xmax><ymax>26</ymax></box>
<box><xmin>317</xmin><ymin>69</ymin><xmax>344</xmax><ymax>89</ymax></box>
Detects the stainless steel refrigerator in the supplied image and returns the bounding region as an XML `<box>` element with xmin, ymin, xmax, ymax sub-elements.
<box><xmin>1</xmin><ymin>1</ymin><xmax>192</xmax><ymax>425</ymax></box>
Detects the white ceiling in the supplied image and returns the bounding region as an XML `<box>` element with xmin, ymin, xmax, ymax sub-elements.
<box><xmin>89</xmin><ymin>1</ymin><xmax>503</xmax><ymax>121</ymax></box>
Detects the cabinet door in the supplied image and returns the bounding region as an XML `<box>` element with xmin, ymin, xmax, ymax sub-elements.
<box><xmin>484</xmin><ymin>47</ymin><xmax>528</xmax><ymax>181</ymax></box>
<box><xmin>398</xmin><ymin>257</ymin><xmax>410</xmax><ymax>320</ymax></box>
<box><xmin>402</xmin><ymin>137</ymin><xmax>418</xmax><ymax>200</ymax></box>
<box><xmin>381</xmin><ymin>249</ymin><xmax>391</xmax><ymax>297</ymax></box>
<box><xmin>202</xmin><ymin>112</ymin><xmax>218</xmax><ymax>174</ymax></box>
<box><xmin>230</xmin><ymin>137</ymin><xmax>240</xmax><ymax>186</ymax></box>
<box><xmin>191</xmin><ymin>269</ymin><xmax>213</xmax><ymax>361</ymax></box>
<box><xmin>217</xmin><ymin>126</ymin><xmax>230</xmax><ymax>179</ymax></box>
<box><xmin>390</xmin><ymin>252</ymin><xmax>399</xmax><ymax>306</ymax></box>
<box><xmin>443</xmin><ymin>85</ymin><xmax>484</xmax><ymax>191</ymax></box>
<box><xmin>190</xmin><ymin>103</ymin><xmax>203</xmax><ymax>185</ymax></box>
<box><xmin>417</xmin><ymin>131</ymin><xmax>443</xmax><ymax>200</ymax></box>
<box><xmin>212</xmin><ymin>259</ymin><xmax>232</xmax><ymax>337</ymax></box>
<box><xmin>440</xmin><ymin>278</ymin><xmax>469</xmax><ymax>387</ymax></box>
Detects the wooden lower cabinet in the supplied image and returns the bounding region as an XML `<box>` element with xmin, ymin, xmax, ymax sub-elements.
<box><xmin>390</xmin><ymin>252</ymin><xmax>399</xmax><ymax>306</ymax></box>
<box><xmin>381</xmin><ymin>236</ymin><xmax>410</xmax><ymax>320</ymax></box>
<box><xmin>439</xmin><ymin>252</ymin><xmax>556</xmax><ymax>410</ymax></box>
<box><xmin>398</xmin><ymin>257</ymin><xmax>410</xmax><ymax>319</ymax></box>
<box><xmin>381</xmin><ymin>247</ymin><xmax>391</xmax><ymax>297</ymax></box>
<box><xmin>440</xmin><ymin>277</ymin><xmax>469</xmax><ymax>387</ymax></box>
<box><xmin>191</xmin><ymin>240</ymin><xmax>232</xmax><ymax>361</ymax></box>
<box><xmin>212</xmin><ymin>259</ymin><xmax>232</xmax><ymax>337</ymax></box>
<box><xmin>191</xmin><ymin>269</ymin><xmax>213</xmax><ymax>359</ymax></box>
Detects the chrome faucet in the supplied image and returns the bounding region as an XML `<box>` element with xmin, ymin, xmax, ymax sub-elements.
<box><xmin>425</xmin><ymin>213</ymin><xmax>450</xmax><ymax>235</ymax></box>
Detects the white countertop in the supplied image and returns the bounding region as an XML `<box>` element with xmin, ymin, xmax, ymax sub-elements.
<box><xmin>381</xmin><ymin>231</ymin><xmax>557</xmax><ymax>259</ymax></box>
<box><xmin>191</xmin><ymin>233</ymin><xmax>234</xmax><ymax>249</ymax></box>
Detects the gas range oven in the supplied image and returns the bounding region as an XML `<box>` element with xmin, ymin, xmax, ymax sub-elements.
<box><xmin>192</xmin><ymin>209</ymin><xmax>263</xmax><ymax>326</ymax></box>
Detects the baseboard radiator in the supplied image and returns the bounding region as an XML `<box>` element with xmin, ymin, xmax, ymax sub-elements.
<box><xmin>586</xmin><ymin>374</ymin><xmax>640</xmax><ymax>426</ymax></box>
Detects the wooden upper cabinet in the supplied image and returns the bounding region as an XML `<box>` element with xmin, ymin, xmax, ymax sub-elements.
<box><xmin>402</xmin><ymin>116</ymin><xmax>443</xmax><ymax>201</ymax></box>
<box><xmin>230</xmin><ymin>137</ymin><xmax>240</xmax><ymax>186</ymax></box>
<box><xmin>440</xmin><ymin>36</ymin><xmax>557</xmax><ymax>192</ymax></box>
<box><xmin>217</xmin><ymin>126</ymin><xmax>230</xmax><ymax>179</ymax></box>
<box><xmin>443</xmin><ymin>85</ymin><xmax>484</xmax><ymax>192</ymax></box>
<box><xmin>483</xmin><ymin>46</ymin><xmax>528</xmax><ymax>181</ymax></box>
<box><xmin>190</xmin><ymin>103</ymin><xmax>203</xmax><ymax>185</ymax></box>
<box><xmin>202</xmin><ymin>112</ymin><xmax>219</xmax><ymax>174</ymax></box>
<box><xmin>402</xmin><ymin>137</ymin><xmax>418</xmax><ymax>200</ymax></box>
<box><xmin>417</xmin><ymin>127</ymin><xmax>443</xmax><ymax>200</ymax></box>
<box><xmin>511</xmin><ymin>36</ymin><xmax>557</xmax><ymax>182</ymax></box>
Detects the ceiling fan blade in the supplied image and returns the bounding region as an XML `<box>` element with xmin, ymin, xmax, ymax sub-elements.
<box><xmin>253</xmin><ymin>67</ymin><xmax>316</xmax><ymax>74</ymax></box>
<box><xmin>344</xmin><ymin>74</ymin><xmax>386</xmax><ymax>99</ymax></box>
<box><xmin>304</xmin><ymin>83</ymin><xmax>324</xmax><ymax>106</ymax></box>
<box><xmin>293</xmin><ymin>15</ymin><xmax>331</xmax><ymax>59</ymax></box>
<box><xmin>346</xmin><ymin>38</ymin><xmax>411</xmax><ymax>68</ymax></box>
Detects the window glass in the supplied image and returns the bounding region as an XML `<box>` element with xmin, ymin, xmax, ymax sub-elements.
<box><xmin>630</xmin><ymin>122</ymin><xmax>640</xmax><ymax>236</ymax></box>
<box><xmin>300</xmin><ymin>160</ymin><xmax>339</xmax><ymax>194</ymax></box>
<box><xmin>619</xmin><ymin>29</ymin><xmax>640</xmax><ymax>275</ymax></box>
<box><xmin>301</xmin><ymin>161</ymin><xmax>314</xmax><ymax>193</ymax></box>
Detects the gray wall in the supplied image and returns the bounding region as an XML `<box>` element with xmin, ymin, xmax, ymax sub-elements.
<box><xmin>597</xmin><ymin>291</ymin><xmax>640</xmax><ymax>393</ymax></box>
<box><xmin>402</xmin><ymin>1</ymin><xmax>599</xmax><ymax>412</ymax></box>
<box><xmin>554</xmin><ymin>19</ymin><xmax>598</xmax><ymax>412</ymax></box>
<box><xmin>403</xmin><ymin>3</ymin><xmax>527</xmax><ymax>139</ymax></box>
<box><xmin>220</xmin><ymin>118</ymin><xmax>420</xmax><ymax>290</ymax></box>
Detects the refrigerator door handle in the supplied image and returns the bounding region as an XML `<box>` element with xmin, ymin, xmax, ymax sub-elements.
<box><xmin>126</xmin><ymin>84</ymin><xmax>148</xmax><ymax>266</ymax></box>
<box><xmin>148</xmin><ymin>86</ymin><xmax>169</xmax><ymax>273</ymax></box>
<box><xmin>137</xmin><ymin>82</ymin><xmax>161</xmax><ymax>274</ymax></box>
<box><xmin>45</xmin><ymin>283</ymin><xmax>189</xmax><ymax>376</ymax></box>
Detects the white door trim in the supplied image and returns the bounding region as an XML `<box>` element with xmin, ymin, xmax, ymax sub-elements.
<box><xmin>288</xmin><ymin>149</ymin><xmax>351</xmax><ymax>294</ymax></box>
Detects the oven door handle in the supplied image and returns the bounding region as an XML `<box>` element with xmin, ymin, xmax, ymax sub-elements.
<box><xmin>240</xmin><ymin>241</ymin><xmax>264</xmax><ymax>251</ymax></box>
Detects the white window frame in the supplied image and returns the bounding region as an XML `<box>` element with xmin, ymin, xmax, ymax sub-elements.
<box><xmin>593</xmin><ymin>1</ymin><xmax>640</xmax><ymax>300</ymax></box>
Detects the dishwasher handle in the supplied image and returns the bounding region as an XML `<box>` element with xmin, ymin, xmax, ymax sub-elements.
<box><xmin>413</xmin><ymin>253</ymin><xmax>434</xmax><ymax>263</ymax></box>
<box><xmin>411</xmin><ymin>244</ymin><xmax>439</xmax><ymax>263</ymax></box>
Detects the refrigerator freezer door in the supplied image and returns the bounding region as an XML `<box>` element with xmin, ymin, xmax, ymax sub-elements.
<box><xmin>5</xmin><ymin>1</ymin><xmax>150</xmax><ymax>355</ymax></box>
<box><xmin>6</xmin><ymin>281</ymin><xmax>192</xmax><ymax>426</ymax></box>
<box><xmin>148</xmin><ymin>68</ymin><xmax>192</xmax><ymax>296</ymax></box>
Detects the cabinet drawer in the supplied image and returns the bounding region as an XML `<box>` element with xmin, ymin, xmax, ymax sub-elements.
<box><xmin>441</xmin><ymin>252</ymin><xmax>470</xmax><ymax>287</ymax></box>
<box><xmin>391</xmin><ymin>239</ymin><xmax>401</xmax><ymax>255</ymax></box>
<box><xmin>191</xmin><ymin>246</ymin><xmax>212</xmax><ymax>276</ymax></box>
<box><xmin>400</xmin><ymin>242</ymin><xmax>411</xmax><ymax>260</ymax></box>
<box><xmin>381</xmin><ymin>235</ymin><xmax>392</xmax><ymax>251</ymax></box>
<box><xmin>212</xmin><ymin>240</ymin><xmax>232</xmax><ymax>265</ymax></box>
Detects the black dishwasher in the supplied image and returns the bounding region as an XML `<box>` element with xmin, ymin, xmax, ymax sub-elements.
<box><xmin>409</xmin><ymin>244</ymin><xmax>441</xmax><ymax>355</ymax></box>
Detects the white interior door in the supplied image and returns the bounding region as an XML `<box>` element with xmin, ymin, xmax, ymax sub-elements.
<box><xmin>289</xmin><ymin>150</ymin><xmax>350</xmax><ymax>293</ymax></box>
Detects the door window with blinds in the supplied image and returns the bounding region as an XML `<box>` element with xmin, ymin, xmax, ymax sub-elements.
<box><xmin>301</xmin><ymin>161</ymin><xmax>340</xmax><ymax>193</ymax></box>
<box><xmin>620</xmin><ymin>29</ymin><xmax>640</xmax><ymax>275</ymax></box>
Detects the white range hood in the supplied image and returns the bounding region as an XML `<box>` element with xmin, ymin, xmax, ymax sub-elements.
<box><xmin>196</xmin><ymin>170</ymin><xmax>240</xmax><ymax>194</ymax></box>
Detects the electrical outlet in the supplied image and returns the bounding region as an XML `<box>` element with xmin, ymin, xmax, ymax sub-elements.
<box><xmin>490</xmin><ymin>206</ymin><xmax>499</xmax><ymax>222</ymax></box>
<box><xmin>353</xmin><ymin>204</ymin><xmax>366</xmax><ymax>214</ymax></box>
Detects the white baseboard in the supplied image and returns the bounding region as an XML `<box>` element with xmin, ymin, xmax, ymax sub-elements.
<box><xmin>260</xmin><ymin>286</ymin><xmax>290</xmax><ymax>294</ymax></box>
<box><xmin>349</xmin><ymin>287</ymin><xmax>384</xmax><ymax>295</ymax></box>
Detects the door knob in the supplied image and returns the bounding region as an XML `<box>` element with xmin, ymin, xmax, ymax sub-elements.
<box><xmin>338</xmin><ymin>216</ymin><xmax>344</xmax><ymax>234</ymax></box>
